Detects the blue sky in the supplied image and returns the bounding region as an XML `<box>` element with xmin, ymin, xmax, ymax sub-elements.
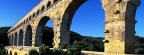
<box><xmin>0</xmin><ymin>0</ymin><xmax>144</xmax><ymax>37</ymax></box>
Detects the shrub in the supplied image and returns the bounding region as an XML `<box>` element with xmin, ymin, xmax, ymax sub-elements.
<box><xmin>37</xmin><ymin>42</ymin><xmax>82</xmax><ymax>55</ymax></box>
<box><xmin>0</xmin><ymin>44</ymin><xmax>6</xmax><ymax>55</ymax></box>
<box><xmin>52</xmin><ymin>48</ymin><xmax>65</xmax><ymax>55</ymax></box>
<box><xmin>135</xmin><ymin>48</ymin><xmax>144</xmax><ymax>54</ymax></box>
<box><xmin>39</xmin><ymin>44</ymin><xmax>50</xmax><ymax>55</ymax></box>
<box><xmin>67</xmin><ymin>41</ymin><xmax>82</xmax><ymax>55</ymax></box>
<box><xmin>67</xmin><ymin>48</ymin><xmax>81</xmax><ymax>55</ymax></box>
<box><xmin>59</xmin><ymin>42</ymin><xmax>68</xmax><ymax>49</ymax></box>
<box><xmin>29</xmin><ymin>49</ymin><xmax>38</xmax><ymax>55</ymax></box>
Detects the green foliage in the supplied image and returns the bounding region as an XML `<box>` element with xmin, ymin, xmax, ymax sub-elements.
<box><xmin>134</xmin><ymin>36</ymin><xmax>144</xmax><ymax>54</ymax></box>
<box><xmin>0</xmin><ymin>44</ymin><xmax>6</xmax><ymax>55</ymax></box>
<box><xmin>0</xmin><ymin>27</ymin><xmax>11</xmax><ymax>34</ymax></box>
<box><xmin>29</xmin><ymin>49</ymin><xmax>38</xmax><ymax>55</ymax></box>
<box><xmin>71</xmin><ymin>41</ymin><xmax>82</xmax><ymax>48</ymax></box>
<box><xmin>39</xmin><ymin>44</ymin><xmax>50</xmax><ymax>55</ymax></box>
<box><xmin>51</xmin><ymin>48</ymin><xmax>65</xmax><ymax>55</ymax></box>
<box><xmin>59</xmin><ymin>42</ymin><xmax>68</xmax><ymax>49</ymax></box>
<box><xmin>0</xmin><ymin>27</ymin><xmax>10</xmax><ymax>46</ymax></box>
<box><xmin>135</xmin><ymin>48</ymin><xmax>144</xmax><ymax>54</ymax></box>
<box><xmin>67</xmin><ymin>41</ymin><xmax>82</xmax><ymax>55</ymax></box>
<box><xmin>79</xmin><ymin>36</ymin><xmax>104</xmax><ymax>51</ymax></box>
<box><xmin>67</xmin><ymin>48</ymin><xmax>81</xmax><ymax>55</ymax></box>
<box><xmin>37</xmin><ymin>42</ymin><xmax>82</xmax><ymax>55</ymax></box>
<box><xmin>70</xmin><ymin>31</ymin><xmax>83</xmax><ymax>44</ymax></box>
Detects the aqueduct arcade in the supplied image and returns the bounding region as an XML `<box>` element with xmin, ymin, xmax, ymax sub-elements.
<box><xmin>7</xmin><ymin>0</ymin><xmax>140</xmax><ymax>54</ymax></box>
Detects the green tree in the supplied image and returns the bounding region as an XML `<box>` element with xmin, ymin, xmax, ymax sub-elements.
<box><xmin>51</xmin><ymin>48</ymin><xmax>64</xmax><ymax>55</ymax></box>
<box><xmin>134</xmin><ymin>36</ymin><xmax>144</xmax><ymax>54</ymax></box>
<box><xmin>0</xmin><ymin>27</ymin><xmax>11</xmax><ymax>46</ymax></box>
<box><xmin>135</xmin><ymin>48</ymin><xmax>144</xmax><ymax>54</ymax></box>
<box><xmin>29</xmin><ymin>49</ymin><xmax>38</xmax><ymax>55</ymax></box>
<box><xmin>79</xmin><ymin>36</ymin><xmax>104</xmax><ymax>51</ymax></box>
<box><xmin>0</xmin><ymin>44</ymin><xmax>6</xmax><ymax>55</ymax></box>
<box><xmin>67</xmin><ymin>41</ymin><xmax>82</xmax><ymax>55</ymax></box>
<box><xmin>39</xmin><ymin>44</ymin><xmax>50</xmax><ymax>55</ymax></box>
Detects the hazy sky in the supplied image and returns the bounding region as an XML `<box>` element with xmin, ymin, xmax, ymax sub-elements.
<box><xmin>0</xmin><ymin>0</ymin><xmax>144</xmax><ymax>37</ymax></box>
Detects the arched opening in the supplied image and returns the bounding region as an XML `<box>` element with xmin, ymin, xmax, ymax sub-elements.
<box><xmin>33</xmin><ymin>13</ymin><xmax>36</xmax><ymax>18</ymax></box>
<box><xmin>61</xmin><ymin>0</ymin><xmax>104</xmax><ymax>51</ymax></box>
<box><xmin>8</xmin><ymin>36</ymin><xmax>10</xmax><ymax>45</ymax></box>
<box><xmin>14</xmin><ymin>33</ymin><xmax>17</xmax><ymax>46</ymax></box>
<box><xmin>24</xmin><ymin>20</ymin><xmax>26</xmax><ymax>24</ymax></box>
<box><xmin>29</xmin><ymin>16</ymin><xmax>32</xmax><ymax>20</ymax></box>
<box><xmin>26</xmin><ymin>18</ymin><xmax>28</xmax><ymax>22</ymax></box>
<box><xmin>37</xmin><ymin>10</ymin><xmax>40</xmax><ymax>15</ymax></box>
<box><xmin>35</xmin><ymin>16</ymin><xmax>54</xmax><ymax>47</ymax></box>
<box><xmin>20</xmin><ymin>22</ymin><xmax>24</xmax><ymax>26</ymax></box>
<box><xmin>47</xmin><ymin>1</ymin><xmax>51</xmax><ymax>8</ymax></box>
<box><xmin>19</xmin><ymin>22</ymin><xmax>23</xmax><ymax>27</ymax></box>
<box><xmin>19</xmin><ymin>29</ymin><xmax>23</xmax><ymax>46</ymax></box>
<box><xmin>10</xmin><ymin>51</ymin><xmax>12</xmax><ymax>55</ymax></box>
<box><xmin>59</xmin><ymin>0</ymin><xmax>87</xmax><ymax>47</ymax></box>
<box><xmin>12</xmin><ymin>34</ymin><xmax>14</xmax><ymax>46</ymax></box>
<box><xmin>54</xmin><ymin>0</ymin><xmax>58</xmax><ymax>3</ymax></box>
<box><xmin>11</xmin><ymin>36</ymin><xmax>13</xmax><ymax>46</ymax></box>
<box><xmin>10</xmin><ymin>36</ymin><xmax>13</xmax><ymax>46</ymax></box>
<box><xmin>6</xmin><ymin>50</ymin><xmax>8</xmax><ymax>55</ymax></box>
<box><xmin>41</xmin><ymin>6</ymin><xmax>45</xmax><ymax>12</ymax></box>
<box><xmin>14</xmin><ymin>52</ymin><xmax>18</xmax><ymax>55</ymax></box>
<box><xmin>25</xmin><ymin>25</ymin><xmax>32</xmax><ymax>46</ymax></box>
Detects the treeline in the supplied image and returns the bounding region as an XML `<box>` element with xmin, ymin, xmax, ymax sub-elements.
<box><xmin>0</xmin><ymin>27</ymin><xmax>144</xmax><ymax>54</ymax></box>
<box><xmin>134</xmin><ymin>36</ymin><xmax>144</xmax><ymax>54</ymax></box>
<box><xmin>0</xmin><ymin>27</ymin><xmax>10</xmax><ymax>46</ymax></box>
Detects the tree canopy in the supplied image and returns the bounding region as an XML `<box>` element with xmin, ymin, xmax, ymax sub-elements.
<box><xmin>0</xmin><ymin>27</ymin><xmax>10</xmax><ymax>46</ymax></box>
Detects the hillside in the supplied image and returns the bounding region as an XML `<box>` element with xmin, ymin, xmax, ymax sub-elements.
<box><xmin>0</xmin><ymin>27</ymin><xmax>144</xmax><ymax>53</ymax></box>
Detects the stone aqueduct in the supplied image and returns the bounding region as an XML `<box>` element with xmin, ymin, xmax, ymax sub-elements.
<box><xmin>7</xmin><ymin>0</ymin><xmax>141</xmax><ymax>54</ymax></box>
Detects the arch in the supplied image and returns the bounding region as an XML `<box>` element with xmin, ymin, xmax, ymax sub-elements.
<box><xmin>58</xmin><ymin>0</ymin><xmax>86</xmax><ymax>46</ymax></box>
<box><xmin>26</xmin><ymin>18</ymin><xmax>28</xmax><ymax>22</ymax></box>
<box><xmin>14</xmin><ymin>33</ymin><xmax>18</xmax><ymax>46</ymax></box>
<box><xmin>36</xmin><ymin>10</ymin><xmax>40</xmax><ymax>15</ymax></box>
<box><xmin>28</xmin><ymin>18</ymin><xmax>30</xmax><ymax>21</ymax></box>
<box><xmin>29</xmin><ymin>16</ymin><xmax>32</xmax><ymax>20</ymax></box>
<box><xmin>41</xmin><ymin>6</ymin><xmax>45</xmax><ymax>12</ymax></box>
<box><xmin>20</xmin><ymin>22</ymin><xmax>24</xmax><ymax>26</ymax></box>
<box><xmin>53</xmin><ymin>0</ymin><xmax>58</xmax><ymax>3</ymax></box>
<box><xmin>9</xmin><ymin>35</ymin><xmax>12</xmax><ymax>46</ymax></box>
<box><xmin>24</xmin><ymin>20</ymin><xmax>26</xmax><ymax>24</ymax></box>
<box><xmin>35</xmin><ymin>16</ymin><xmax>54</xmax><ymax>47</ymax></box>
<box><xmin>33</xmin><ymin>13</ymin><xmax>36</xmax><ymax>18</ymax></box>
<box><xmin>10</xmin><ymin>51</ymin><xmax>12</xmax><ymax>55</ymax></box>
<box><xmin>37</xmin><ymin>16</ymin><xmax>50</xmax><ymax>27</ymax></box>
<box><xmin>19</xmin><ymin>29</ymin><xmax>23</xmax><ymax>46</ymax></box>
<box><xmin>47</xmin><ymin>1</ymin><xmax>51</xmax><ymax>8</ymax></box>
<box><xmin>14</xmin><ymin>52</ymin><xmax>18</xmax><ymax>55</ymax></box>
<box><xmin>8</xmin><ymin>36</ymin><xmax>10</xmax><ymax>45</ymax></box>
<box><xmin>11</xmin><ymin>35</ymin><xmax>13</xmax><ymax>46</ymax></box>
<box><xmin>20</xmin><ymin>23</ymin><xmax>21</xmax><ymax>26</ymax></box>
<box><xmin>12</xmin><ymin>34</ymin><xmax>15</xmax><ymax>46</ymax></box>
<box><xmin>25</xmin><ymin>25</ymin><xmax>32</xmax><ymax>46</ymax></box>
<box><xmin>6</xmin><ymin>50</ymin><xmax>8</xmax><ymax>55</ymax></box>
<box><xmin>62</xmin><ymin>0</ymin><xmax>86</xmax><ymax>21</ymax></box>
